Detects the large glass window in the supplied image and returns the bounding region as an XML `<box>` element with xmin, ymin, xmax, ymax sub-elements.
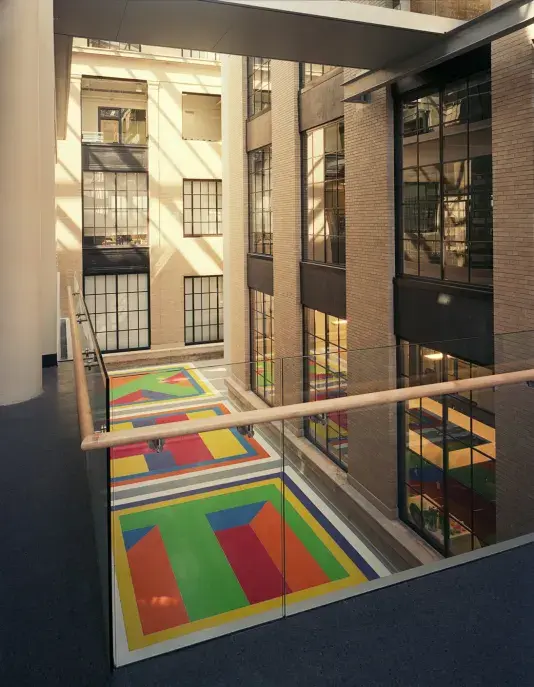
<box><xmin>250</xmin><ymin>290</ymin><xmax>274</xmax><ymax>405</ymax></box>
<box><xmin>83</xmin><ymin>172</ymin><xmax>148</xmax><ymax>247</ymax></box>
<box><xmin>400</xmin><ymin>70</ymin><xmax>492</xmax><ymax>286</ymax></box>
<box><xmin>301</xmin><ymin>64</ymin><xmax>336</xmax><ymax>86</ymax></box>
<box><xmin>304</xmin><ymin>308</ymin><xmax>348</xmax><ymax>468</ymax></box>
<box><xmin>247</xmin><ymin>58</ymin><xmax>271</xmax><ymax>117</ymax></box>
<box><xmin>248</xmin><ymin>146</ymin><xmax>272</xmax><ymax>255</ymax></box>
<box><xmin>184</xmin><ymin>276</ymin><xmax>224</xmax><ymax>345</ymax></box>
<box><xmin>183</xmin><ymin>180</ymin><xmax>222</xmax><ymax>236</ymax></box>
<box><xmin>84</xmin><ymin>273</ymin><xmax>149</xmax><ymax>352</ymax></box>
<box><xmin>399</xmin><ymin>341</ymin><xmax>495</xmax><ymax>556</ymax></box>
<box><xmin>304</xmin><ymin>119</ymin><xmax>345</xmax><ymax>265</ymax></box>
<box><xmin>98</xmin><ymin>107</ymin><xmax>147</xmax><ymax>145</ymax></box>
<box><xmin>182</xmin><ymin>94</ymin><xmax>221</xmax><ymax>142</ymax></box>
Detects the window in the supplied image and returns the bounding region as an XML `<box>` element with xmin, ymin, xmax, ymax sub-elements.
<box><xmin>183</xmin><ymin>180</ymin><xmax>222</xmax><ymax>236</ymax></box>
<box><xmin>98</xmin><ymin>107</ymin><xmax>147</xmax><ymax>144</ymax></box>
<box><xmin>248</xmin><ymin>146</ymin><xmax>272</xmax><ymax>255</ymax></box>
<box><xmin>177</xmin><ymin>49</ymin><xmax>219</xmax><ymax>60</ymax></box>
<box><xmin>184</xmin><ymin>276</ymin><xmax>223</xmax><ymax>345</ymax></box>
<box><xmin>83</xmin><ymin>171</ymin><xmax>148</xmax><ymax>247</ymax></box>
<box><xmin>87</xmin><ymin>40</ymin><xmax>141</xmax><ymax>51</ymax></box>
<box><xmin>84</xmin><ymin>273</ymin><xmax>149</xmax><ymax>352</ymax></box>
<box><xmin>304</xmin><ymin>308</ymin><xmax>348</xmax><ymax>468</ymax></box>
<box><xmin>304</xmin><ymin>119</ymin><xmax>345</xmax><ymax>265</ymax></box>
<box><xmin>247</xmin><ymin>58</ymin><xmax>271</xmax><ymax>117</ymax></box>
<box><xmin>399</xmin><ymin>340</ymin><xmax>495</xmax><ymax>556</ymax></box>
<box><xmin>182</xmin><ymin>93</ymin><xmax>221</xmax><ymax>141</ymax></box>
<box><xmin>400</xmin><ymin>70</ymin><xmax>492</xmax><ymax>286</ymax></box>
<box><xmin>301</xmin><ymin>64</ymin><xmax>336</xmax><ymax>86</ymax></box>
<box><xmin>250</xmin><ymin>290</ymin><xmax>274</xmax><ymax>405</ymax></box>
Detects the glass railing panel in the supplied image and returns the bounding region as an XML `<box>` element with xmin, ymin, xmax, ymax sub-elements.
<box><xmin>107</xmin><ymin>359</ymin><xmax>284</xmax><ymax>665</ymax></box>
<box><xmin>71</xmin><ymin>277</ymin><xmax>112</xmax><ymax>663</ymax></box>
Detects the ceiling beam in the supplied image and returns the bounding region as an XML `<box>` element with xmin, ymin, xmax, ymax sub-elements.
<box><xmin>344</xmin><ymin>0</ymin><xmax>534</xmax><ymax>101</ymax></box>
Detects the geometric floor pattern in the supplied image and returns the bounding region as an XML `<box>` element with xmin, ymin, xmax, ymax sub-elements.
<box><xmin>111</xmin><ymin>403</ymin><xmax>270</xmax><ymax>487</ymax></box>
<box><xmin>110</xmin><ymin>362</ymin><xmax>388</xmax><ymax>665</ymax></box>
<box><xmin>113</xmin><ymin>472</ymin><xmax>381</xmax><ymax>656</ymax></box>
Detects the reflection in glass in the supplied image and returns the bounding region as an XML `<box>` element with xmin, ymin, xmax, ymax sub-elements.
<box><xmin>250</xmin><ymin>289</ymin><xmax>274</xmax><ymax>405</ymax></box>
<box><xmin>399</xmin><ymin>340</ymin><xmax>496</xmax><ymax>556</ymax></box>
<box><xmin>247</xmin><ymin>58</ymin><xmax>271</xmax><ymax>117</ymax></box>
<box><xmin>304</xmin><ymin>308</ymin><xmax>347</xmax><ymax>468</ymax></box>
<box><xmin>305</xmin><ymin>119</ymin><xmax>345</xmax><ymax>266</ymax></box>
<box><xmin>400</xmin><ymin>70</ymin><xmax>492</xmax><ymax>285</ymax></box>
<box><xmin>248</xmin><ymin>146</ymin><xmax>272</xmax><ymax>255</ymax></box>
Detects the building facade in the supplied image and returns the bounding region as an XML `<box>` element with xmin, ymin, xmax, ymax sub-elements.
<box><xmin>56</xmin><ymin>41</ymin><xmax>223</xmax><ymax>358</ymax></box>
<box><xmin>222</xmin><ymin>0</ymin><xmax>534</xmax><ymax>558</ymax></box>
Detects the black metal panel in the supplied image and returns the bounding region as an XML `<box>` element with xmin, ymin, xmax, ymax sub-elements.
<box><xmin>300</xmin><ymin>69</ymin><xmax>344</xmax><ymax>132</ymax></box>
<box><xmin>83</xmin><ymin>248</ymin><xmax>150</xmax><ymax>275</ymax></box>
<box><xmin>394</xmin><ymin>277</ymin><xmax>494</xmax><ymax>366</ymax></box>
<box><xmin>300</xmin><ymin>261</ymin><xmax>346</xmax><ymax>319</ymax></box>
<box><xmin>82</xmin><ymin>143</ymin><xmax>148</xmax><ymax>172</ymax></box>
<box><xmin>247</xmin><ymin>254</ymin><xmax>273</xmax><ymax>296</ymax></box>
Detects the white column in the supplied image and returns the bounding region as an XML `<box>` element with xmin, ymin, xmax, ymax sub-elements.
<box><xmin>0</xmin><ymin>0</ymin><xmax>42</xmax><ymax>404</ymax></box>
<box><xmin>39</xmin><ymin>0</ymin><xmax>58</xmax><ymax>366</ymax></box>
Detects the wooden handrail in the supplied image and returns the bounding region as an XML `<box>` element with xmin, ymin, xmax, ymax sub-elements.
<box><xmin>67</xmin><ymin>286</ymin><xmax>95</xmax><ymax>441</ymax></box>
<box><xmin>80</xmin><ymin>367</ymin><xmax>534</xmax><ymax>451</ymax></box>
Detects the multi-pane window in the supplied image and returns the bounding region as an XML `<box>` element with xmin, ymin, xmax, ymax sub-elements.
<box><xmin>83</xmin><ymin>172</ymin><xmax>148</xmax><ymax>247</ymax></box>
<box><xmin>183</xmin><ymin>180</ymin><xmax>222</xmax><ymax>236</ymax></box>
<box><xmin>87</xmin><ymin>40</ymin><xmax>141</xmax><ymax>51</ymax></box>
<box><xmin>184</xmin><ymin>276</ymin><xmax>224</xmax><ymax>345</ymax></box>
<box><xmin>84</xmin><ymin>273</ymin><xmax>149</xmax><ymax>352</ymax></box>
<box><xmin>399</xmin><ymin>340</ymin><xmax>495</xmax><ymax>556</ymax></box>
<box><xmin>250</xmin><ymin>290</ymin><xmax>274</xmax><ymax>405</ymax></box>
<box><xmin>400</xmin><ymin>70</ymin><xmax>492</xmax><ymax>285</ymax></box>
<box><xmin>301</xmin><ymin>64</ymin><xmax>336</xmax><ymax>86</ymax></box>
<box><xmin>177</xmin><ymin>49</ymin><xmax>219</xmax><ymax>60</ymax></box>
<box><xmin>304</xmin><ymin>119</ymin><xmax>345</xmax><ymax>265</ymax></box>
<box><xmin>248</xmin><ymin>146</ymin><xmax>272</xmax><ymax>255</ymax></box>
<box><xmin>98</xmin><ymin>107</ymin><xmax>147</xmax><ymax>145</ymax></box>
<box><xmin>247</xmin><ymin>58</ymin><xmax>271</xmax><ymax>117</ymax></box>
<box><xmin>304</xmin><ymin>308</ymin><xmax>348</xmax><ymax>468</ymax></box>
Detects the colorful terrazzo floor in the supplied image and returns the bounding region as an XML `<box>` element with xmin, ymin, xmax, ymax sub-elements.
<box><xmin>109</xmin><ymin>363</ymin><xmax>388</xmax><ymax>666</ymax></box>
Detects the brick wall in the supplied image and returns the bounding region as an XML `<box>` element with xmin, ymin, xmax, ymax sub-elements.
<box><xmin>492</xmin><ymin>15</ymin><xmax>534</xmax><ymax>541</ymax></box>
<box><xmin>222</xmin><ymin>55</ymin><xmax>250</xmax><ymax>387</ymax></box>
<box><xmin>271</xmin><ymin>61</ymin><xmax>303</xmax><ymax>409</ymax></box>
<box><xmin>410</xmin><ymin>0</ymin><xmax>490</xmax><ymax>18</ymax></box>
<box><xmin>344</xmin><ymin>84</ymin><xmax>398</xmax><ymax>517</ymax></box>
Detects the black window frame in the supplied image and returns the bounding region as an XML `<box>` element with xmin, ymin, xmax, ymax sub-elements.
<box><xmin>250</xmin><ymin>289</ymin><xmax>274</xmax><ymax>406</ymax></box>
<box><xmin>247</xmin><ymin>57</ymin><xmax>271</xmax><ymax>118</ymax></box>
<box><xmin>87</xmin><ymin>40</ymin><xmax>141</xmax><ymax>51</ymax></box>
<box><xmin>397</xmin><ymin>69</ymin><xmax>493</xmax><ymax>287</ymax></box>
<box><xmin>82</xmin><ymin>170</ymin><xmax>149</xmax><ymax>248</ymax></box>
<box><xmin>300</xmin><ymin>63</ymin><xmax>336</xmax><ymax>87</ymax></box>
<box><xmin>83</xmin><ymin>272</ymin><xmax>150</xmax><ymax>353</ymax></box>
<box><xmin>302</xmin><ymin>119</ymin><xmax>345</xmax><ymax>266</ymax></box>
<box><xmin>248</xmin><ymin>145</ymin><xmax>272</xmax><ymax>256</ymax></box>
<box><xmin>183</xmin><ymin>179</ymin><xmax>223</xmax><ymax>237</ymax></box>
<box><xmin>184</xmin><ymin>275</ymin><xmax>224</xmax><ymax>345</ymax></box>
<box><xmin>303</xmin><ymin>307</ymin><xmax>348</xmax><ymax>470</ymax></box>
<box><xmin>398</xmin><ymin>339</ymin><xmax>496</xmax><ymax>557</ymax></box>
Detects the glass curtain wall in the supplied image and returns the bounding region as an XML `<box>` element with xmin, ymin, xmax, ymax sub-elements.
<box><xmin>400</xmin><ymin>70</ymin><xmax>492</xmax><ymax>285</ymax></box>
<box><xmin>247</xmin><ymin>58</ymin><xmax>271</xmax><ymax>117</ymax></box>
<box><xmin>250</xmin><ymin>289</ymin><xmax>274</xmax><ymax>405</ymax></box>
<box><xmin>304</xmin><ymin>119</ymin><xmax>345</xmax><ymax>265</ymax></box>
<box><xmin>303</xmin><ymin>308</ymin><xmax>348</xmax><ymax>468</ymax></box>
<box><xmin>399</xmin><ymin>340</ymin><xmax>496</xmax><ymax>556</ymax></box>
<box><xmin>248</xmin><ymin>146</ymin><xmax>272</xmax><ymax>255</ymax></box>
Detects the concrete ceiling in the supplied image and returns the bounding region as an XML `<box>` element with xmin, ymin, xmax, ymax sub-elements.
<box><xmin>53</xmin><ymin>0</ymin><xmax>462</xmax><ymax>70</ymax></box>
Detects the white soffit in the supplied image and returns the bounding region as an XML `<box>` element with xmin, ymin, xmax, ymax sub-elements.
<box><xmin>54</xmin><ymin>0</ymin><xmax>464</xmax><ymax>70</ymax></box>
